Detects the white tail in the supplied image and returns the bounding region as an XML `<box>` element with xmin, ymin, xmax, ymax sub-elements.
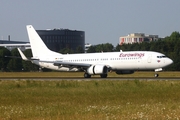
<box><xmin>26</xmin><ymin>25</ymin><xmax>61</xmax><ymax>59</ymax></box>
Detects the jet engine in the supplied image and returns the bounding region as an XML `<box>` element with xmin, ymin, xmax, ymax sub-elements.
<box><xmin>116</xmin><ymin>70</ymin><xmax>134</xmax><ymax>74</ymax></box>
<box><xmin>87</xmin><ymin>65</ymin><xmax>108</xmax><ymax>75</ymax></box>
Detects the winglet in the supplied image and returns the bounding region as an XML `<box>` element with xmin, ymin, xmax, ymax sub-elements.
<box><xmin>17</xmin><ymin>48</ymin><xmax>29</xmax><ymax>61</ymax></box>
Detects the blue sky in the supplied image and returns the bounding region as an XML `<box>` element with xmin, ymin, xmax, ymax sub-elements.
<box><xmin>0</xmin><ymin>0</ymin><xmax>180</xmax><ymax>46</ymax></box>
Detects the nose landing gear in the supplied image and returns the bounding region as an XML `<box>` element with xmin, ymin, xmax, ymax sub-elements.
<box><xmin>154</xmin><ymin>68</ymin><xmax>162</xmax><ymax>78</ymax></box>
<box><xmin>154</xmin><ymin>73</ymin><xmax>159</xmax><ymax>77</ymax></box>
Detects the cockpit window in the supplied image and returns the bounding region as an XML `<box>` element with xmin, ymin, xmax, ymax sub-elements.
<box><xmin>157</xmin><ymin>56</ymin><xmax>167</xmax><ymax>58</ymax></box>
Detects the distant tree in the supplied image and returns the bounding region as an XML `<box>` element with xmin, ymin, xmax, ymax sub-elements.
<box><xmin>169</xmin><ymin>31</ymin><xmax>180</xmax><ymax>41</ymax></box>
<box><xmin>95</xmin><ymin>44</ymin><xmax>104</xmax><ymax>52</ymax></box>
<box><xmin>103</xmin><ymin>43</ymin><xmax>114</xmax><ymax>52</ymax></box>
<box><xmin>149</xmin><ymin>41</ymin><xmax>157</xmax><ymax>51</ymax></box>
<box><xmin>87</xmin><ymin>45</ymin><xmax>96</xmax><ymax>53</ymax></box>
<box><xmin>118</xmin><ymin>44</ymin><xmax>132</xmax><ymax>51</ymax></box>
<box><xmin>59</xmin><ymin>48</ymin><xmax>74</xmax><ymax>54</ymax></box>
<box><xmin>115</xmin><ymin>44</ymin><xmax>121</xmax><ymax>51</ymax></box>
<box><xmin>22</xmin><ymin>49</ymin><xmax>39</xmax><ymax>71</ymax></box>
<box><xmin>174</xmin><ymin>40</ymin><xmax>180</xmax><ymax>55</ymax></box>
<box><xmin>87</xmin><ymin>43</ymin><xmax>114</xmax><ymax>53</ymax></box>
<box><xmin>131</xmin><ymin>43</ymin><xmax>140</xmax><ymax>51</ymax></box>
<box><xmin>95</xmin><ymin>43</ymin><xmax>114</xmax><ymax>52</ymax></box>
<box><xmin>139</xmin><ymin>42</ymin><xmax>150</xmax><ymax>51</ymax></box>
<box><xmin>0</xmin><ymin>47</ymin><xmax>11</xmax><ymax>71</ymax></box>
<box><xmin>7</xmin><ymin>48</ymin><xmax>22</xmax><ymax>71</ymax></box>
<box><xmin>76</xmin><ymin>46</ymin><xmax>84</xmax><ymax>53</ymax></box>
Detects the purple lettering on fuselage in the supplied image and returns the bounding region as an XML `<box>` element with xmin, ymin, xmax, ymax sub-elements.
<box><xmin>119</xmin><ymin>53</ymin><xmax>145</xmax><ymax>58</ymax></box>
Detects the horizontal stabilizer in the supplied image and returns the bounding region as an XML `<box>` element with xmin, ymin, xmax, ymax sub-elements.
<box><xmin>17</xmin><ymin>48</ymin><xmax>29</xmax><ymax>61</ymax></box>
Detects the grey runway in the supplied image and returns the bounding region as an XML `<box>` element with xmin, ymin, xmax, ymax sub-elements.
<box><xmin>1</xmin><ymin>77</ymin><xmax>180</xmax><ymax>80</ymax></box>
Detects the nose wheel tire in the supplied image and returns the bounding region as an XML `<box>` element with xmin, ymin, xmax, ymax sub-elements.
<box><xmin>154</xmin><ymin>73</ymin><xmax>159</xmax><ymax>77</ymax></box>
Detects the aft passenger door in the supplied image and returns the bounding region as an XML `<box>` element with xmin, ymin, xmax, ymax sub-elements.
<box><xmin>147</xmin><ymin>54</ymin><xmax>152</xmax><ymax>63</ymax></box>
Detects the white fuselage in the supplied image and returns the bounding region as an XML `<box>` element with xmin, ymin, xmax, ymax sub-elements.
<box><xmin>16</xmin><ymin>25</ymin><xmax>173</xmax><ymax>78</ymax></box>
<box><xmin>33</xmin><ymin>51</ymin><xmax>173</xmax><ymax>71</ymax></box>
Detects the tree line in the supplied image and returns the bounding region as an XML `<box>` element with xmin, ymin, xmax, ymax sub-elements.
<box><xmin>0</xmin><ymin>31</ymin><xmax>179</xmax><ymax>71</ymax></box>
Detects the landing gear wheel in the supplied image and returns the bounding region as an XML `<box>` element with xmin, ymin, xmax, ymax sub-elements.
<box><xmin>154</xmin><ymin>73</ymin><xmax>159</xmax><ymax>77</ymax></box>
<box><xmin>100</xmin><ymin>74</ymin><xmax>107</xmax><ymax>78</ymax></box>
<box><xmin>84</xmin><ymin>73</ymin><xmax>91</xmax><ymax>78</ymax></box>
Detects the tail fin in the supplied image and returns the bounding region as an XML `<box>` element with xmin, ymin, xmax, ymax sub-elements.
<box><xmin>26</xmin><ymin>25</ymin><xmax>61</xmax><ymax>59</ymax></box>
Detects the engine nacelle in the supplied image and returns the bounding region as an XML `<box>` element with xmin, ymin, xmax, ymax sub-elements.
<box><xmin>87</xmin><ymin>65</ymin><xmax>108</xmax><ymax>75</ymax></box>
<box><xmin>116</xmin><ymin>70</ymin><xmax>134</xmax><ymax>74</ymax></box>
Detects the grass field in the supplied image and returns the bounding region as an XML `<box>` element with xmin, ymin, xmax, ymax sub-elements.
<box><xmin>0</xmin><ymin>72</ymin><xmax>180</xmax><ymax>119</ymax></box>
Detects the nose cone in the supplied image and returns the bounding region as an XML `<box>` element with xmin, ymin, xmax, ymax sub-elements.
<box><xmin>167</xmin><ymin>58</ymin><xmax>173</xmax><ymax>66</ymax></box>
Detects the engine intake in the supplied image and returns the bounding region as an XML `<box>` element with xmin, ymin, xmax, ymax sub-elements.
<box><xmin>87</xmin><ymin>65</ymin><xmax>108</xmax><ymax>75</ymax></box>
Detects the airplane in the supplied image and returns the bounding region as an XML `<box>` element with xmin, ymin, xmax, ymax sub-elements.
<box><xmin>17</xmin><ymin>25</ymin><xmax>173</xmax><ymax>78</ymax></box>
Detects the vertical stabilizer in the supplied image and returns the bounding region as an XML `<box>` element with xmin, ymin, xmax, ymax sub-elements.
<box><xmin>26</xmin><ymin>25</ymin><xmax>61</xmax><ymax>59</ymax></box>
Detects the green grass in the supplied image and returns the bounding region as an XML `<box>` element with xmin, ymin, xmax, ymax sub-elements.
<box><xmin>1</xmin><ymin>80</ymin><xmax>180</xmax><ymax>119</ymax></box>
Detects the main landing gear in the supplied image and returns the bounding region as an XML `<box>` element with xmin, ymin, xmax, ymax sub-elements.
<box><xmin>84</xmin><ymin>72</ymin><xmax>91</xmax><ymax>78</ymax></box>
<box><xmin>100</xmin><ymin>74</ymin><xmax>107</xmax><ymax>78</ymax></box>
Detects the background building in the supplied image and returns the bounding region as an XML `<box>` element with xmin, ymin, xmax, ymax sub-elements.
<box><xmin>119</xmin><ymin>33</ymin><xmax>158</xmax><ymax>45</ymax></box>
<box><xmin>0</xmin><ymin>28</ymin><xmax>85</xmax><ymax>52</ymax></box>
<box><xmin>0</xmin><ymin>37</ymin><xmax>30</xmax><ymax>51</ymax></box>
<box><xmin>36</xmin><ymin>28</ymin><xmax>85</xmax><ymax>52</ymax></box>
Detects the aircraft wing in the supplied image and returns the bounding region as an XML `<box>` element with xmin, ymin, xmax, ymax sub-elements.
<box><xmin>39</xmin><ymin>60</ymin><xmax>92</xmax><ymax>68</ymax></box>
